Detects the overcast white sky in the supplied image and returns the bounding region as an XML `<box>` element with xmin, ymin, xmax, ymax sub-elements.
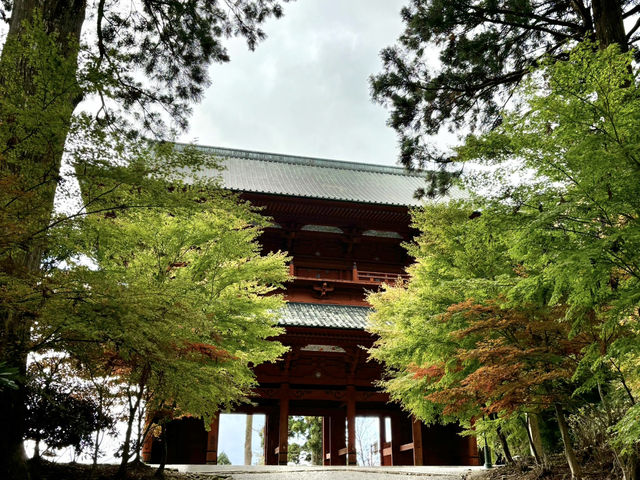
<box><xmin>177</xmin><ymin>0</ymin><xmax>408</xmax><ymax>166</ymax></box>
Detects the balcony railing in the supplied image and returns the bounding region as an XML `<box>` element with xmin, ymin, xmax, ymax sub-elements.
<box><xmin>289</xmin><ymin>262</ymin><xmax>408</xmax><ymax>285</ymax></box>
<box><xmin>355</xmin><ymin>270</ymin><xmax>409</xmax><ymax>284</ymax></box>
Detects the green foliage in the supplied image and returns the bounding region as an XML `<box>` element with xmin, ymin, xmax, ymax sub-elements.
<box><xmin>0</xmin><ymin>362</ymin><xmax>18</xmax><ymax>390</ymax></box>
<box><xmin>368</xmin><ymin>43</ymin><xmax>640</xmax><ymax>477</ymax></box>
<box><xmin>24</xmin><ymin>357</ymin><xmax>114</xmax><ymax>455</ymax></box>
<box><xmin>288</xmin><ymin>416</ymin><xmax>322</xmax><ymax>465</ymax></box>
<box><xmin>0</xmin><ymin>2</ymin><xmax>290</xmax><ymax>475</ymax></box>
<box><xmin>2</xmin><ymin>0</ymin><xmax>290</xmax><ymax>132</ymax></box>
<box><xmin>1</xmin><ymin>20</ymin><xmax>290</xmax><ymax>464</ymax></box>
<box><xmin>368</xmin><ymin>202</ymin><xmax>517</xmax><ymax>426</ymax></box>
<box><xmin>371</xmin><ymin>1</ymin><xmax>636</xmax><ymax>192</ymax></box>
<box><xmin>217</xmin><ymin>451</ymin><xmax>231</xmax><ymax>465</ymax></box>
<box><xmin>38</xmin><ymin>175</ymin><xmax>291</xmax><ymax>463</ymax></box>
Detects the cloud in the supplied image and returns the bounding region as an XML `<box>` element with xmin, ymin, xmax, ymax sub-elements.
<box><xmin>178</xmin><ymin>0</ymin><xmax>406</xmax><ymax>166</ymax></box>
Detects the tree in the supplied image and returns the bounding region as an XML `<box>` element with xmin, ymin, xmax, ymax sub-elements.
<box><xmin>455</xmin><ymin>42</ymin><xmax>640</xmax><ymax>478</ymax></box>
<box><xmin>24</xmin><ymin>356</ymin><xmax>114</xmax><ymax>461</ymax></box>
<box><xmin>370</xmin><ymin>0</ymin><xmax>638</xmax><ymax>192</ymax></box>
<box><xmin>369</xmin><ymin>40</ymin><xmax>640</xmax><ymax>480</ymax></box>
<box><xmin>368</xmin><ymin>202</ymin><xmax>516</xmax><ymax>426</ymax></box>
<box><xmin>430</xmin><ymin>301</ymin><xmax>589</xmax><ymax>478</ymax></box>
<box><xmin>245</xmin><ymin>414</ymin><xmax>253</xmax><ymax>465</ymax></box>
<box><xmin>217</xmin><ymin>451</ymin><xmax>232</xmax><ymax>465</ymax></box>
<box><xmin>367</xmin><ymin>204</ymin><xmax>591</xmax><ymax>478</ymax></box>
<box><xmin>0</xmin><ymin>0</ymin><xmax>289</xmax><ymax>474</ymax></box>
<box><xmin>47</xmin><ymin>187</ymin><xmax>289</xmax><ymax>476</ymax></box>
<box><xmin>288</xmin><ymin>416</ymin><xmax>322</xmax><ymax>465</ymax></box>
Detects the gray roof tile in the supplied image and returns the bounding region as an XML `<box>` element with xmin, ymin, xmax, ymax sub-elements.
<box><xmin>184</xmin><ymin>144</ymin><xmax>465</xmax><ymax>206</ymax></box>
<box><xmin>279</xmin><ymin>302</ymin><xmax>370</xmax><ymax>329</ymax></box>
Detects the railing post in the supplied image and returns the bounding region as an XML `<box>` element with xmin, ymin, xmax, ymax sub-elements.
<box><xmin>352</xmin><ymin>262</ymin><xmax>358</xmax><ymax>282</ymax></box>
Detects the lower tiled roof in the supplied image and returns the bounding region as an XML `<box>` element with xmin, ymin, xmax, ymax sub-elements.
<box><xmin>279</xmin><ymin>302</ymin><xmax>370</xmax><ymax>329</ymax></box>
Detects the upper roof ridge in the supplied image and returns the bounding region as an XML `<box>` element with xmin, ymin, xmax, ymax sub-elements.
<box><xmin>175</xmin><ymin>142</ymin><xmax>424</xmax><ymax>178</ymax></box>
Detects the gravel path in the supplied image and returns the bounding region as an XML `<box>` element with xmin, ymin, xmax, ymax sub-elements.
<box><xmin>166</xmin><ymin>465</ymin><xmax>483</xmax><ymax>480</ymax></box>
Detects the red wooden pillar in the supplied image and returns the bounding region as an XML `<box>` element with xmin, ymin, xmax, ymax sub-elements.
<box><xmin>264</xmin><ymin>409</ymin><xmax>279</xmax><ymax>465</ymax></box>
<box><xmin>378</xmin><ymin>416</ymin><xmax>386</xmax><ymax>466</ymax></box>
<box><xmin>329</xmin><ymin>414</ymin><xmax>346</xmax><ymax>465</ymax></box>
<box><xmin>322</xmin><ymin>417</ymin><xmax>331</xmax><ymax>465</ymax></box>
<box><xmin>411</xmin><ymin>417</ymin><xmax>424</xmax><ymax>466</ymax></box>
<box><xmin>277</xmin><ymin>384</ymin><xmax>289</xmax><ymax>465</ymax></box>
<box><xmin>390</xmin><ymin>414</ymin><xmax>401</xmax><ymax>465</ymax></box>
<box><xmin>467</xmin><ymin>433</ymin><xmax>481</xmax><ymax>466</ymax></box>
<box><xmin>346</xmin><ymin>385</ymin><xmax>357</xmax><ymax>465</ymax></box>
<box><xmin>206</xmin><ymin>414</ymin><xmax>220</xmax><ymax>465</ymax></box>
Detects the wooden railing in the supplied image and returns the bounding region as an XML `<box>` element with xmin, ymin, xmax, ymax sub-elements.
<box><xmin>355</xmin><ymin>270</ymin><xmax>409</xmax><ymax>283</ymax></box>
<box><xmin>288</xmin><ymin>262</ymin><xmax>408</xmax><ymax>285</ymax></box>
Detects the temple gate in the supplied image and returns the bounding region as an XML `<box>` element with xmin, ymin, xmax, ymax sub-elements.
<box><xmin>143</xmin><ymin>146</ymin><xmax>480</xmax><ymax>467</ymax></box>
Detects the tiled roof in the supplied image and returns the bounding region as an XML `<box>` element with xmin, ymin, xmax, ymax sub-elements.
<box><xmin>181</xmin><ymin>144</ymin><xmax>464</xmax><ymax>206</ymax></box>
<box><xmin>279</xmin><ymin>302</ymin><xmax>370</xmax><ymax>329</ymax></box>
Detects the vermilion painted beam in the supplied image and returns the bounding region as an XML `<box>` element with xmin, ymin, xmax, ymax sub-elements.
<box><xmin>390</xmin><ymin>415</ymin><xmax>401</xmax><ymax>466</ymax></box>
<box><xmin>330</xmin><ymin>414</ymin><xmax>346</xmax><ymax>466</ymax></box>
<box><xmin>252</xmin><ymin>386</ymin><xmax>388</xmax><ymax>403</ymax></box>
<box><xmin>322</xmin><ymin>417</ymin><xmax>332</xmax><ymax>466</ymax></box>
<box><xmin>265</xmin><ymin>409</ymin><xmax>279</xmax><ymax>465</ymax></box>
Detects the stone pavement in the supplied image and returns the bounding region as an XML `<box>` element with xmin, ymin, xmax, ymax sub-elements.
<box><xmin>166</xmin><ymin>465</ymin><xmax>484</xmax><ymax>480</ymax></box>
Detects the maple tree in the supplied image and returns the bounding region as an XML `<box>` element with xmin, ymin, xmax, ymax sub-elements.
<box><xmin>0</xmin><ymin>43</ymin><xmax>290</xmax><ymax>469</ymax></box>
<box><xmin>38</xmin><ymin>180</ymin><xmax>289</xmax><ymax>475</ymax></box>
<box><xmin>369</xmin><ymin>43</ymin><xmax>640</xmax><ymax>479</ymax></box>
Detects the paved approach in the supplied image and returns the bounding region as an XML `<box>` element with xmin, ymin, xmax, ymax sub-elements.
<box><xmin>167</xmin><ymin>465</ymin><xmax>484</xmax><ymax>480</ymax></box>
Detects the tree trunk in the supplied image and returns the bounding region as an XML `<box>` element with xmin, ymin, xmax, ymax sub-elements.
<box><xmin>154</xmin><ymin>424</ymin><xmax>167</xmax><ymax>478</ymax></box>
<box><xmin>526</xmin><ymin>413</ymin><xmax>544</xmax><ymax>463</ymax></box>
<box><xmin>32</xmin><ymin>439</ymin><xmax>40</xmax><ymax>461</ymax></box>
<box><xmin>135</xmin><ymin>406</ymin><xmax>144</xmax><ymax>464</ymax></box>
<box><xmin>0</xmin><ymin>0</ymin><xmax>86</xmax><ymax>478</ymax></box>
<box><xmin>93</xmin><ymin>429</ymin><xmax>101</xmax><ymax>466</ymax></box>
<box><xmin>591</xmin><ymin>0</ymin><xmax>628</xmax><ymax>50</ymax></box>
<box><xmin>244</xmin><ymin>414</ymin><xmax>253</xmax><ymax>465</ymax></box>
<box><xmin>521</xmin><ymin>414</ymin><xmax>541</xmax><ymax>464</ymax></box>
<box><xmin>554</xmin><ymin>404</ymin><xmax>582</xmax><ymax>480</ymax></box>
<box><xmin>496</xmin><ymin>426</ymin><xmax>514</xmax><ymax>464</ymax></box>
<box><xmin>118</xmin><ymin>383</ymin><xmax>145</xmax><ymax>479</ymax></box>
<box><xmin>617</xmin><ymin>452</ymin><xmax>638</xmax><ymax>480</ymax></box>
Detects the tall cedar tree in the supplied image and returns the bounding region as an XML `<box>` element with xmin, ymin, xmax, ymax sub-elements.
<box><xmin>0</xmin><ymin>0</ymin><xmax>288</xmax><ymax>476</ymax></box>
<box><xmin>370</xmin><ymin>0</ymin><xmax>637</xmax><ymax>195</ymax></box>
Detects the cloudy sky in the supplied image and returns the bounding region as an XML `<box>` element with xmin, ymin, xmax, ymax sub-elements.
<box><xmin>177</xmin><ymin>0</ymin><xmax>408</xmax><ymax>167</ymax></box>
